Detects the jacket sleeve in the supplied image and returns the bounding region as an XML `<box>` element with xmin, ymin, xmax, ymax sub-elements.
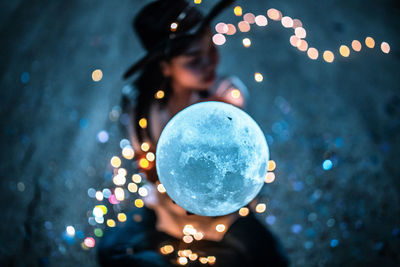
<box><xmin>97</xmin><ymin>207</ymin><xmax>174</xmax><ymax>267</ymax></box>
<box><xmin>222</xmin><ymin>211</ymin><xmax>290</xmax><ymax>267</ymax></box>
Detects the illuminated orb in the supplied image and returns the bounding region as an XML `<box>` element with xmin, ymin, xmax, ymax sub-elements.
<box><xmin>156</xmin><ymin>101</ymin><xmax>269</xmax><ymax>216</ymax></box>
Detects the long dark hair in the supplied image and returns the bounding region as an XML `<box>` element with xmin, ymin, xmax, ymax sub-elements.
<box><xmin>127</xmin><ymin>0</ymin><xmax>204</xmax><ymax>147</ymax></box>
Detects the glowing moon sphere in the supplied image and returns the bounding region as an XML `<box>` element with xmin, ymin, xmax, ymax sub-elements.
<box><xmin>156</xmin><ymin>101</ymin><xmax>269</xmax><ymax>216</ymax></box>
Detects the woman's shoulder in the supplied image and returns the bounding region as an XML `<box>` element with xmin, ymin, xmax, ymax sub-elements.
<box><xmin>208</xmin><ymin>75</ymin><xmax>250</xmax><ymax>108</ymax></box>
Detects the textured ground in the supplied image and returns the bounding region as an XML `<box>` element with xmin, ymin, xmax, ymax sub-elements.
<box><xmin>1</xmin><ymin>0</ymin><xmax>399</xmax><ymax>266</ymax></box>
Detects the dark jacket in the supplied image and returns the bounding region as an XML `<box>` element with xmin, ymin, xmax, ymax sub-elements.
<box><xmin>97</xmin><ymin>206</ymin><xmax>289</xmax><ymax>267</ymax></box>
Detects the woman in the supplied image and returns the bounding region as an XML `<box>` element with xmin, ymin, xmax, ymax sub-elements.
<box><xmin>98</xmin><ymin>0</ymin><xmax>289</xmax><ymax>266</ymax></box>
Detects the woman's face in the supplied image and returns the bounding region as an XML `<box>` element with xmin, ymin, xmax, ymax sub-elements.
<box><xmin>161</xmin><ymin>29</ymin><xmax>219</xmax><ymax>91</ymax></box>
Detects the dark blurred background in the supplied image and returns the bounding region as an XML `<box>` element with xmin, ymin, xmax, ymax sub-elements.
<box><xmin>1</xmin><ymin>0</ymin><xmax>399</xmax><ymax>266</ymax></box>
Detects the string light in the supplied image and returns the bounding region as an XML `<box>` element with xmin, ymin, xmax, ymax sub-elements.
<box><xmin>242</xmin><ymin>38</ymin><xmax>251</xmax><ymax>48</ymax></box>
<box><xmin>264</xmin><ymin>172</ymin><xmax>276</xmax><ymax>183</ymax></box>
<box><xmin>170</xmin><ymin>22</ymin><xmax>178</xmax><ymax>32</ymax></box>
<box><xmin>66</xmin><ymin>226</ymin><xmax>75</xmax><ymax>236</ymax></box>
<box><xmin>233</xmin><ymin>6</ymin><xmax>242</xmax><ymax>16</ymax></box>
<box><xmin>183</xmin><ymin>235</ymin><xmax>194</xmax><ymax>243</ymax></box>
<box><xmin>207</xmin><ymin>256</ymin><xmax>216</xmax><ymax>264</ymax></box>
<box><xmin>115</xmin><ymin>187</ymin><xmax>125</xmax><ymax>201</ymax></box>
<box><xmin>215</xmin><ymin>224</ymin><xmax>226</xmax><ymax>232</ymax></box>
<box><xmin>141</xmin><ymin>142</ymin><xmax>150</xmax><ymax>152</ymax></box>
<box><xmin>243</xmin><ymin>13</ymin><xmax>255</xmax><ymax>24</ymax></box>
<box><xmin>157</xmin><ymin>183</ymin><xmax>166</xmax><ymax>193</ymax></box>
<box><xmin>231</xmin><ymin>89</ymin><xmax>241</xmax><ymax>99</ymax></box>
<box><xmin>106</xmin><ymin>219</ymin><xmax>116</xmax><ymax>227</ymax></box>
<box><xmin>238</xmin><ymin>21</ymin><xmax>250</xmax><ymax>32</ymax></box>
<box><xmin>212</xmin><ymin>34</ymin><xmax>226</xmax><ymax>46</ymax></box>
<box><xmin>110</xmin><ymin>156</ymin><xmax>121</xmax><ymax>168</ymax></box>
<box><xmin>183</xmin><ymin>224</ymin><xmax>197</xmax><ymax>235</ymax></box>
<box><xmin>138</xmin><ymin>187</ymin><xmax>148</xmax><ymax>197</ymax></box>
<box><xmin>135</xmin><ymin>199</ymin><xmax>144</xmax><ymax>208</ymax></box>
<box><xmin>92</xmin><ymin>69</ymin><xmax>103</xmax><ymax>82</ymax></box>
<box><xmin>95</xmin><ymin>191</ymin><xmax>104</xmax><ymax>201</ymax></box>
<box><xmin>351</xmin><ymin>40</ymin><xmax>362</xmax><ymax>52</ymax></box>
<box><xmin>255</xmin><ymin>15</ymin><xmax>268</xmax><ymax>26</ymax></box>
<box><xmin>178</xmin><ymin>257</ymin><xmax>188</xmax><ymax>265</ymax></box>
<box><xmin>323</xmin><ymin>50</ymin><xmax>335</xmax><ymax>63</ymax></box>
<box><xmin>155</xmin><ymin>90</ymin><xmax>165</xmax><ymax>99</ymax></box>
<box><xmin>290</xmin><ymin>36</ymin><xmax>301</xmax><ymax>47</ymax></box>
<box><xmin>365</xmin><ymin>36</ymin><xmax>375</xmax><ymax>48</ymax></box>
<box><xmin>194</xmin><ymin>231</ymin><xmax>204</xmax><ymax>240</ymax></box>
<box><xmin>118</xmin><ymin>168</ymin><xmax>127</xmax><ymax>176</ymax></box>
<box><xmin>113</xmin><ymin>174</ymin><xmax>126</xmax><ymax>186</ymax></box>
<box><xmin>199</xmin><ymin>257</ymin><xmax>208</xmax><ymax>264</ymax></box>
<box><xmin>267</xmin><ymin>8</ymin><xmax>282</xmax><ymax>21</ymax></box>
<box><xmin>84</xmin><ymin>237</ymin><xmax>96</xmax><ymax>248</ymax></box>
<box><xmin>189</xmin><ymin>253</ymin><xmax>198</xmax><ymax>261</ymax></box>
<box><xmin>268</xmin><ymin>160</ymin><xmax>276</xmax><ymax>171</ymax></box>
<box><xmin>128</xmin><ymin>183</ymin><xmax>138</xmax><ymax>193</ymax></box>
<box><xmin>380</xmin><ymin>42</ymin><xmax>390</xmax><ymax>53</ymax></box>
<box><xmin>146</xmin><ymin>152</ymin><xmax>155</xmax><ymax>162</ymax></box>
<box><xmin>117</xmin><ymin>213</ymin><xmax>127</xmax><ymax>222</ymax></box>
<box><xmin>132</xmin><ymin>174</ymin><xmax>142</xmax><ymax>183</ymax></box>
<box><xmin>254</xmin><ymin>72</ymin><xmax>263</xmax><ymax>82</ymax></box>
<box><xmin>139</xmin><ymin>158</ymin><xmax>150</xmax><ymax>169</ymax></box>
<box><xmin>281</xmin><ymin>16</ymin><xmax>293</xmax><ymax>28</ymax></box>
<box><xmin>307</xmin><ymin>47</ymin><xmax>319</xmax><ymax>60</ymax></box>
<box><xmin>217</xmin><ymin>7</ymin><xmax>389</xmax><ymax>65</ymax></box>
<box><xmin>297</xmin><ymin>40</ymin><xmax>308</xmax><ymax>52</ymax></box>
<box><xmin>239</xmin><ymin>207</ymin><xmax>249</xmax><ymax>216</ymax></box>
<box><xmin>215</xmin><ymin>22</ymin><xmax>228</xmax><ymax>34</ymax></box>
<box><xmin>292</xmin><ymin>19</ymin><xmax>302</xmax><ymax>29</ymax></box>
<box><xmin>138</xmin><ymin>118</ymin><xmax>147</xmax><ymax>129</ymax></box>
<box><xmin>339</xmin><ymin>45</ymin><xmax>350</xmax><ymax>57</ymax></box>
<box><xmin>160</xmin><ymin>244</ymin><xmax>174</xmax><ymax>254</ymax></box>
<box><xmin>255</xmin><ymin>203</ymin><xmax>267</xmax><ymax>213</ymax></box>
<box><xmin>226</xmin><ymin>24</ymin><xmax>236</xmax><ymax>35</ymax></box>
<box><xmin>295</xmin><ymin>27</ymin><xmax>306</xmax><ymax>39</ymax></box>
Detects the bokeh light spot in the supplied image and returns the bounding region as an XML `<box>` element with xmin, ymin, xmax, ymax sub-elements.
<box><xmin>323</xmin><ymin>50</ymin><xmax>335</xmax><ymax>63</ymax></box>
<box><xmin>238</xmin><ymin>21</ymin><xmax>250</xmax><ymax>32</ymax></box>
<box><xmin>215</xmin><ymin>224</ymin><xmax>226</xmax><ymax>232</ymax></box>
<box><xmin>351</xmin><ymin>40</ymin><xmax>362</xmax><ymax>52</ymax></box>
<box><xmin>135</xmin><ymin>199</ymin><xmax>144</xmax><ymax>208</ymax></box>
<box><xmin>234</xmin><ymin>6</ymin><xmax>242</xmax><ymax>16</ymax></box>
<box><xmin>239</xmin><ymin>207</ymin><xmax>249</xmax><ymax>216</ymax></box>
<box><xmin>92</xmin><ymin>69</ymin><xmax>103</xmax><ymax>82</ymax></box>
<box><xmin>255</xmin><ymin>15</ymin><xmax>268</xmax><ymax>26</ymax></box>
<box><xmin>243</xmin><ymin>13</ymin><xmax>255</xmax><ymax>24</ymax></box>
<box><xmin>307</xmin><ymin>47</ymin><xmax>319</xmax><ymax>60</ymax></box>
<box><xmin>256</xmin><ymin>203</ymin><xmax>266</xmax><ymax>213</ymax></box>
<box><xmin>339</xmin><ymin>45</ymin><xmax>350</xmax><ymax>57</ymax></box>
<box><xmin>155</xmin><ymin>90</ymin><xmax>165</xmax><ymax>99</ymax></box>
<box><xmin>381</xmin><ymin>42</ymin><xmax>390</xmax><ymax>54</ymax></box>
<box><xmin>242</xmin><ymin>38</ymin><xmax>251</xmax><ymax>47</ymax></box>
<box><xmin>365</xmin><ymin>37</ymin><xmax>375</xmax><ymax>48</ymax></box>
<box><xmin>138</xmin><ymin>118</ymin><xmax>147</xmax><ymax>129</ymax></box>
<box><xmin>322</xmin><ymin>159</ymin><xmax>333</xmax><ymax>170</ymax></box>
<box><xmin>254</xmin><ymin>72</ymin><xmax>263</xmax><ymax>82</ymax></box>
<box><xmin>267</xmin><ymin>8</ymin><xmax>282</xmax><ymax>21</ymax></box>
<box><xmin>281</xmin><ymin>16</ymin><xmax>293</xmax><ymax>28</ymax></box>
<box><xmin>212</xmin><ymin>34</ymin><xmax>226</xmax><ymax>46</ymax></box>
<box><xmin>226</xmin><ymin>24</ymin><xmax>236</xmax><ymax>35</ymax></box>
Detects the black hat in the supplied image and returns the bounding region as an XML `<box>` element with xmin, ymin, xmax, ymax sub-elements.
<box><xmin>123</xmin><ymin>0</ymin><xmax>235</xmax><ymax>79</ymax></box>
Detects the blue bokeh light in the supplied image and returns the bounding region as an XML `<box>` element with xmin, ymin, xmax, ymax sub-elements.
<box><xmin>322</xmin><ymin>159</ymin><xmax>333</xmax><ymax>170</ymax></box>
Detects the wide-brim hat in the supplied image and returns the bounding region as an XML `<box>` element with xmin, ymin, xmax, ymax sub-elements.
<box><xmin>123</xmin><ymin>0</ymin><xmax>235</xmax><ymax>80</ymax></box>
